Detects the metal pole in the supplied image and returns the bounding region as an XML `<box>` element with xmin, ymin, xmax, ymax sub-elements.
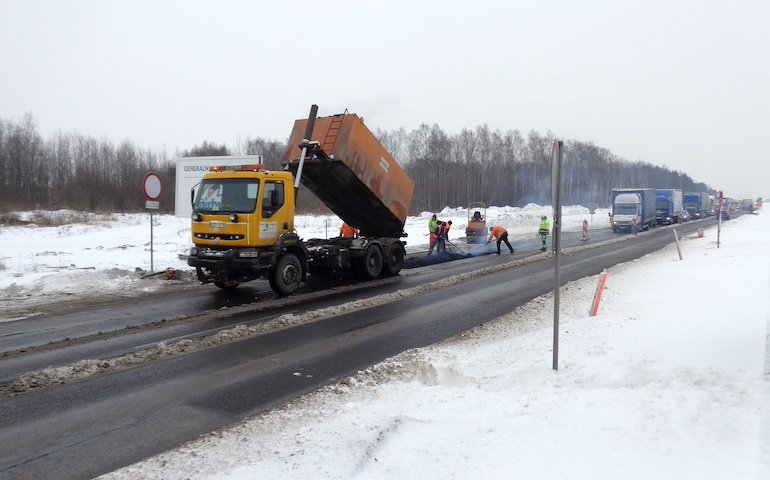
<box><xmin>150</xmin><ymin>211</ymin><xmax>154</xmax><ymax>272</ymax></box>
<box><xmin>294</xmin><ymin>104</ymin><xmax>319</xmax><ymax>201</ymax></box>
<box><xmin>552</xmin><ymin>140</ymin><xmax>563</xmax><ymax>371</ymax></box>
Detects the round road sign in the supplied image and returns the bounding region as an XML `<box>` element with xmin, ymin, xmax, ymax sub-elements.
<box><xmin>143</xmin><ymin>173</ymin><xmax>162</xmax><ymax>200</ymax></box>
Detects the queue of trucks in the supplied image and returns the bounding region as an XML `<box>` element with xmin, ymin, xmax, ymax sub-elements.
<box><xmin>609</xmin><ymin>186</ymin><xmax>756</xmax><ymax>233</ymax></box>
<box><xmin>610</xmin><ymin>188</ymin><xmax>725</xmax><ymax>233</ymax></box>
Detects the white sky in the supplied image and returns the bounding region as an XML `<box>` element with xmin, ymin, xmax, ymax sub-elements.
<box><xmin>1</xmin><ymin>0</ymin><xmax>768</xmax><ymax>199</ymax></box>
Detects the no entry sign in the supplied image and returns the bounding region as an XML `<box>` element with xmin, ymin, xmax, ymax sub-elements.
<box><xmin>143</xmin><ymin>173</ymin><xmax>162</xmax><ymax>200</ymax></box>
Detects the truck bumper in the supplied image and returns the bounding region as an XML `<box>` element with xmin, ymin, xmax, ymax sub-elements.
<box><xmin>187</xmin><ymin>248</ymin><xmax>275</xmax><ymax>282</ymax></box>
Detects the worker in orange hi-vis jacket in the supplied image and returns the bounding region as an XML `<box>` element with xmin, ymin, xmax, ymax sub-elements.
<box><xmin>486</xmin><ymin>226</ymin><xmax>514</xmax><ymax>255</ymax></box>
<box><xmin>436</xmin><ymin>220</ymin><xmax>452</xmax><ymax>253</ymax></box>
<box><xmin>339</xmin><ymin>223</ymin><xmax>358</xmax><ymax>238</ymax></box>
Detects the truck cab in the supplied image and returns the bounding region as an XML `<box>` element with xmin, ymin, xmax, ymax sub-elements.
<box><xmin>188</xmin><ymin>165</ymin><xmax>307</xmax><ymax>293</ymax></box>
<box><xmin>655</xmin><ymin>199</ymin><xmax>675</xmax><ymax>224</ymax></box>
<box><xmin>192</xmin><ymin>166</ymin><xmax>295</xmax><ymax>248</ymax></box>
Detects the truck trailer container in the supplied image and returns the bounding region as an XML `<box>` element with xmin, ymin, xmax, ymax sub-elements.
<box><xmin>741</xmin><ymin>199</ymin><xmax>754</xmax><ymax>212</ymax></box>
<box><xmin>683</xmin><ymin>191</ymin><xmax>711</xmax><ymax>219</ymax></box>
<box><xmin>655</xmin><ymin>189</ymin><xmax>685</xmax><ymax>224</ymax></box>
<box><xmin>610</xmin><ymin>188</ymin><xmax>656</xmax><ymax>233</ymax></box>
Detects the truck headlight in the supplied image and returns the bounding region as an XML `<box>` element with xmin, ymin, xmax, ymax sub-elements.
<box><xmin>239</xmin><ymin>250</ymin><xmax>260</xmax><ymax>258</ymax></box>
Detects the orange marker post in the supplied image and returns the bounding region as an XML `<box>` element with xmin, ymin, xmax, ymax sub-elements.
<box><xmin>589</xmin><ymin>270</ymin><xmax>609</xmax><ymax>316</ymax></box>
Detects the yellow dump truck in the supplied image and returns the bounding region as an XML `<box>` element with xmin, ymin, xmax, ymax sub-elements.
<box><xmin>187</xmin><ymin>105</ymin><xmax>415</xmax><ymax>295</ymax></box>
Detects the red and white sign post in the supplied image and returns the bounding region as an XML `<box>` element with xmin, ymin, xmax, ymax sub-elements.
<box><xmin>143</xmin><ymin>173</ymin><xmax>162</xmax><ymax>271</ymax></box>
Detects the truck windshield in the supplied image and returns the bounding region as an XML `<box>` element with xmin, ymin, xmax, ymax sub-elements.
<box><xmin>194</xmin><ymin>179</ymin><xmax>259</xmax><ymax>214</ymax></box>
<box><xmin>655</xmin><ymin>200</ymin><xmax>671</xmax><ymax>209</ymax></box>
<box><xmin>614</xmin><ymin>206</ymin><xmax>637</xmax><ymax>215</ymax></box>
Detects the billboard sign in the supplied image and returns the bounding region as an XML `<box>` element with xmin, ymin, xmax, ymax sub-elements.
<box><xmin>174</xmin><ymin>155</ymin><xmax>263</xmax><ymax>217</ymax></box>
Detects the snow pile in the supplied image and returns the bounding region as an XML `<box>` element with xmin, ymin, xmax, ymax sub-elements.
<box><xmin>100</xmin><ymin>212</ymin><xmax>769</xmax><ymax>480</ymax></box>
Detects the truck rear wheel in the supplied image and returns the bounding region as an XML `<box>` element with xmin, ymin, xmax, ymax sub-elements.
<box><xmin>355</xmin><ymin>244</ymin><xmax>383</xmax><ymax>279</ymax></box>
<box><xmin>383</xmin><ymin>243</ymin><xmax>404</xmax><ymax>276</ymax></box>
<box><xmin>269</xmin><ymin>253</ymin><xmax>301</xmax><ymax>296</ymax></box>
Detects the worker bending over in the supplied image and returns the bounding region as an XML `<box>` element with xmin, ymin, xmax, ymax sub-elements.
<box><xmin>487</xmin><ymin>226</ymin><xmax>514</xmax><ymax>255</ymax></box>
<box><xmin>436</xmin><ymin>220</ymin><xmax>452</xmax><ymax>253</ymax></box>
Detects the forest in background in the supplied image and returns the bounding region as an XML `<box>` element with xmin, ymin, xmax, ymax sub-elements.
<box><xmin>0</xmin><ymin>114</ymin><xmax>714</xmax><ymax>215</ymax></box>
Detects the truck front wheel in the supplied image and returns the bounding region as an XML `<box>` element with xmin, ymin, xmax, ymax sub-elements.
<box><xmin>269</xmin><ymin>253</ymin><xmax>301</xmax><ymax>296</ymax></box>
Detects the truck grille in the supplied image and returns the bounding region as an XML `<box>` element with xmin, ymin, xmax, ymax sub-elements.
<box><xmin>194</xmin><ymin>233</ymin><xmax>245</xmax><ymax>241</ymax></box>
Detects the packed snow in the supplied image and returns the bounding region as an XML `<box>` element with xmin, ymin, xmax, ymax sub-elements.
<box><xmin>3</xmin><ymin>206</ymin><xmax>767</xmax><ymax>479</ymax></box>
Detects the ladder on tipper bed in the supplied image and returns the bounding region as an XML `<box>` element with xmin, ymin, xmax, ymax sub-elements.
<box><xmin>322</xmin><ymin>114</ymin><xmax>344</xmax><ymax>154</ymax></box>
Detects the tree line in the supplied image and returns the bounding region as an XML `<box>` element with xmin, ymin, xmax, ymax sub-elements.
<box><xmin>0</xmin><ymin>114</ymin><xmax>713</xmax><ymax>215</ymax></box>
<box><xmin>378</xmin><ymin>124</ymin><xmax>713</xmax><ymax>212</ymax></box>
